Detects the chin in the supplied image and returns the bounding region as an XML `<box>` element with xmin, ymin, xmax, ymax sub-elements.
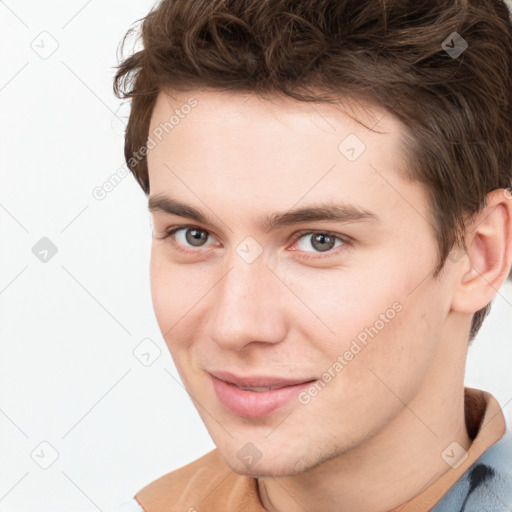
<box><xmin>218</xmin><ymin>443</ymin><xmax>335</xmax><ymax>478</ymax></box>
<box><xmin>225</xmin><ymin>457</ymin><xmax>307</xmax><ymax>478</ymax></box>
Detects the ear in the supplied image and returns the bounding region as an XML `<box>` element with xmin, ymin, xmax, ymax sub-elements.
<box><xmin>451</xmin><ymin>188</ymin><xmax>512</xmax><ymax>314</ymax></box>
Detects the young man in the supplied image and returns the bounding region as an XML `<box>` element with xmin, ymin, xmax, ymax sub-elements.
<box><xmin>112</xmin><ymin>0</ymin><xmax>512</xmax><ymax>510</ymax></box>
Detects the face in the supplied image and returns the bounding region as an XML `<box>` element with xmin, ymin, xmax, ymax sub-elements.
<box><xmin>147</xmin><ymin>88</ymin><xmax>456</xmax><ymax>477</ymax></box>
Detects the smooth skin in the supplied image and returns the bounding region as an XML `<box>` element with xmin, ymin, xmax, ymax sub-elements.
<box><xmin>146</xmin><ymin>88</ymin><xmax>512</xmax><ymax>512</ymax></box>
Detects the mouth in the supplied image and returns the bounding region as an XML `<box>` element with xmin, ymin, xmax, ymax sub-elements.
<box><xmin>236</xmin><ymin>385</ymin><xmax>289</xmax><ymax>391</ymax></box>
<box><xmin>209</xmin><ymin>371</ymin><xmax>317</xmax><ymax>418</ymax></box>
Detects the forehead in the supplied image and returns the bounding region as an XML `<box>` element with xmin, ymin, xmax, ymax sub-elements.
<box><xmin>146</xmin><ymin>88</ymin><xmax>416</xmax><ymax>223</ymax></box>
<box><xmin>148</xmin><ymin>87</ymin><xmax>401</xmax><ymax>143</ymax></box>
<box><xmin>147</xmin><ymin>87</ymin><xmax>408</xmax><ymax>166</ymax></box>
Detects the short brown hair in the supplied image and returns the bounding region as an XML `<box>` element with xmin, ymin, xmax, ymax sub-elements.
<box><xmin>113</xmin><ymin>0</ymin><xmax>512</xmax><ymax>341</ymax></box>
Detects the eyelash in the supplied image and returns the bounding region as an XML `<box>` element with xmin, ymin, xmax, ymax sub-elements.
<box><xmin>158</xmin><ymin>224</ymin><xmax>352</xmax><ymax>259</ymax></box>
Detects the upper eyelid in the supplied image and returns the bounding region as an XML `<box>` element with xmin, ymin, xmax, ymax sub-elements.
<box><xmin>164</xmin><ymin>225</ymin><xmax>218</xmax><ymax>243</ymax></box>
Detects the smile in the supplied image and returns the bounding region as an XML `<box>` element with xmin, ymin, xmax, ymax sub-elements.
<box><xmin>209</xmin><ymin>371</ymin><xmax>317</xmax><ymax>418</ymax></box>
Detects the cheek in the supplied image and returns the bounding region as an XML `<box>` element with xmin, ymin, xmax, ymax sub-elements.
<box><xmin>299</xmin><ymin>262</ymin><xmax>442</xmax><ymax>385</ymax></box>
<box><xmin>283</xmin><ymin>266</ymin><xmax>402</xmax><ymax>355</ymax></box>
<box><xmin>149</xmin><ymin>249</ymin><xmax>193</xmax><ymax>335</ymax></box>
<box><xmin>331</xmin><ymin>283</ymin><xmax>445</xmax><ymax>410</ymax></box>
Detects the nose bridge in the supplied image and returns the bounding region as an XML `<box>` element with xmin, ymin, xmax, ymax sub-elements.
<box><xmin>208</xmin><ymin>249</ymin><xmax>286</xmax><ymax>350</ymax></box>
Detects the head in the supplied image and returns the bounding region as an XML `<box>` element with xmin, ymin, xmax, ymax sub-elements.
<box><xmin>114</xmin><ymin>0</ymin><xmax>512</xmax><ymax>477</ymax></box>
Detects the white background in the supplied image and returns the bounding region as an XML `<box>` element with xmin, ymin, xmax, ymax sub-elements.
<box><xmin>0</xmin><ymin>1</ymin><xmax>511</xmax><ymax>510</ymax></box>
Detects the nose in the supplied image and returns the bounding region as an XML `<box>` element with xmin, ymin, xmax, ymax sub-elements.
<box><xmin>207</xmin><ymin>253</ymin><xmax>288</xmax><ymax>351</ymax></box>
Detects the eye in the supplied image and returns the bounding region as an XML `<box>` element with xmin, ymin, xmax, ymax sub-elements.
<box><xmin>162</xmin><ymin>226</ymin><xmax>215</xmax><ymax>250</ymax></box>
<box><xmin>291</xmin><ymin>231</ymin><xmax>348</xmax><ymax>257</ymax></box>
<box><xmin>158</xmin><ymin>225</ymin><xmax>350</xmax><ymax>258</ymax></box>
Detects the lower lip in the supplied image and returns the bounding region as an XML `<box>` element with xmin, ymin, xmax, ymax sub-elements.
<box><xmin>210</xmin><ymin>375</ymin><xmax>315</xmax><ymax>418</ymax></box>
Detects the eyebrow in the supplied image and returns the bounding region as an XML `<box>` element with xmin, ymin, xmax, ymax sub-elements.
<box><xmin>148</xmin><ymin>194</ymin><xmax>379</xmax><ymax>232</ymax></box>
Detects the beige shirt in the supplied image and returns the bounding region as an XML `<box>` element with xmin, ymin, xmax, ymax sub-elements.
<box><xmin>134</xmin><ymin>387</ymin><xmax>506</xmax><ymax>512</ymax></box>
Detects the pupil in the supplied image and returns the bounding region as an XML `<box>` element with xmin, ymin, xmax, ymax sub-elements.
<box><xmin>313</xmin><ymin>233</ymin><xmax>334</xmax><ymax>252</ymax></box>
<box><xmin>187</xmin><ymin>229</ymin><xmax>207</xmax><ymax>246</ymax></box>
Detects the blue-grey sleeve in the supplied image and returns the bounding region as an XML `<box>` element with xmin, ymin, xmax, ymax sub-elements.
<box><xmin>432</xmin><ymin>429</ymin><xmax>512</xmax><ymax>512</ymax></box>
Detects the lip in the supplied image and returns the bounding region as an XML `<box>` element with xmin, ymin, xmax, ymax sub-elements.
<box><xmin>209</xmin><ymin>371</ymin><xmax>316</xmax><ymax>418</ymax></box>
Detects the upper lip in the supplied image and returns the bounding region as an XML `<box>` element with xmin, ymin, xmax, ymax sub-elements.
<box><xmin>209</xmin><ymin>370</ymin><xmax>316</xmax><ymax>388</ymax></box>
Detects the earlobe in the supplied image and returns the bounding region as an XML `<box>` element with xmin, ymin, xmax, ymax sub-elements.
<box><xmin>451</xmin><ymin>188</ymin><xmax>512</xmax><ymax>314</ymax></box>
